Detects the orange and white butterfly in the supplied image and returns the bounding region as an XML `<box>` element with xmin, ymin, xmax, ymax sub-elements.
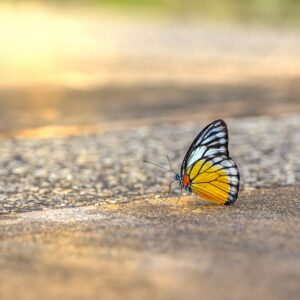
<box><xmin>174</xmin><ymin>119</ymin><xmax>240</xmax><ymax>205</ymax></box>
<box><xmin>145</xmin><ymin>119</ymin><xmax>240</xmax><ymax>205</ymax></box>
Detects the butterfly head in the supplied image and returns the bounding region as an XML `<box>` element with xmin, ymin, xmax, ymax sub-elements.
<box><xmin>174</xmin><ymin>174</ymin><xmax>191</xmax><ymax>192</ymax></box>
<box><xmin>174</xmin><ymin>174</ymin><xmax>181</xmax><ymax>181</ymax></box>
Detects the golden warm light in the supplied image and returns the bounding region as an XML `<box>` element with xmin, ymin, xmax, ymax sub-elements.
<box><xmin>1</xmin><ymin>3</ymin><xmax>300</xmax><ymax>90</ymax></box>
<box><xmin>0</xmin><ymin>2</ymin><xmax>299</xmax><ymax>300</ymax></box>
<box><xmin>0</xmin><ymin>4</ymin><xmax>119</xmax><ymax>88</ymax></box>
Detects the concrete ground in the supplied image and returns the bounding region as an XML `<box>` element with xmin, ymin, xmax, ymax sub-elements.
<box><xmin>0</xmin><ymin>6</ymin><xmax>300</xmax><ymax>300</ymax></box>
<box><xmin>0</xmin><ymin>115</ymin><xmax>299</xmax><ymax>300</ymax></box>
<box><xmin>0</xmin><ymin>115</ymin><xmax>299</xmax><ymax>214</ymax></box>
<box><xmin>0</xmin><ymin>186</ymin><xmax>299</xmax><ymax>300</ymax></box>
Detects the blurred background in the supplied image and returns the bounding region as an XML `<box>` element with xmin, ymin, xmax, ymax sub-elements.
<box><xmin>0</xmin><ymin>0</ymin><xmax>300</xmax><ymax>138</ymax></box>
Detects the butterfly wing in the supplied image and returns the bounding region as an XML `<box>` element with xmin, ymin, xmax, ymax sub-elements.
<box><xmin>181</xmin><ymin>120</ymin><xmax>240</xmax><ymax>205</ymax></box>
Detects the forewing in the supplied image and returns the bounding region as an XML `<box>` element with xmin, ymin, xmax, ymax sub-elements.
<box><xmin>181</xmin><ymin>119</ymin><xmax>229</xmax><ymax>176</ymax></box>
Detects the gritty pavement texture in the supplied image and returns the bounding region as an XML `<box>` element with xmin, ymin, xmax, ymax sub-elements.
<box><xmin>0</xmin><ymin>115</ymin><xmax>299</xmax><ymax>214</ymax></box>
<box><xmin>0</xmin><ymin>186</ymin><xmax>299</xmax><ymax>300</ymax></box>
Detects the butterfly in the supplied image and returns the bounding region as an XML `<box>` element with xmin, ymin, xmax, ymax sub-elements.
<box><xmin>145</xmin><ymin>119</ymin><xmax>240</xmax><ymax>205</ymax></box>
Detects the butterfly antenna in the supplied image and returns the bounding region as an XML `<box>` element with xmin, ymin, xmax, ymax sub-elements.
<box><xmin>143</xmin><ymin>160</ymin><xmax>176</xmax><ymax>175</ymax></box>
<box><xmin>166</xmin><ymin>155</ymin><xmax>176</xmax><ymax>174</ymax></box>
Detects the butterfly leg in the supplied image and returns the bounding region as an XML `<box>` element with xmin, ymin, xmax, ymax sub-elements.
<box><xmin>167</xmin><ymin>179</ymin><xmax>176</xmax><ymax>198</ymax></box>
<box><xmin>175</xmin><ymin>187</ymin><xmax>183</xmax><ymax>204</ymax></box>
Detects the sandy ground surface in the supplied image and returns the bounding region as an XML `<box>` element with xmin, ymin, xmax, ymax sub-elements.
<box><xmin>0</xmin><ymin>186</ymin><xmax>299</xmax><ymax>300</ymax></box>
